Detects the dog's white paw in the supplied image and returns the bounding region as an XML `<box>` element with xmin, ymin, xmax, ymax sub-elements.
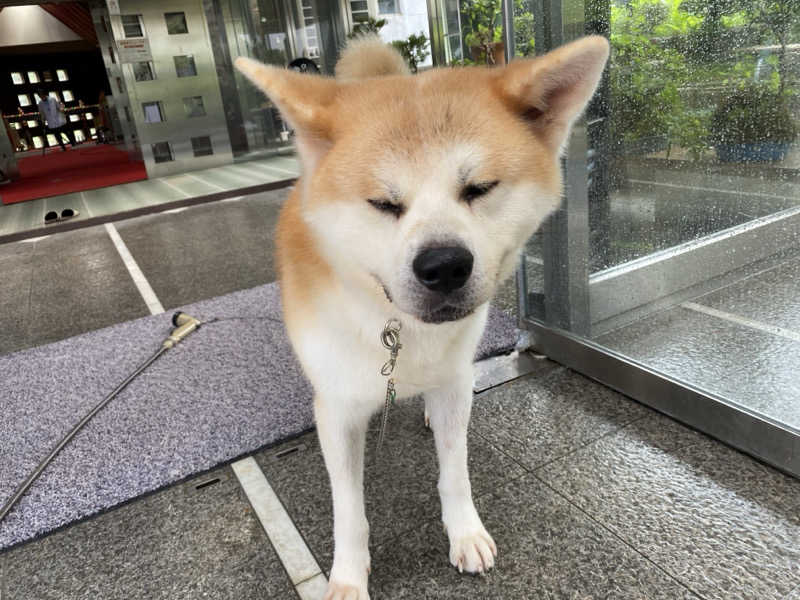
<box><xmin>324</xmin><ymin>580</ymin><xmax>370</xmax><ymax>600</ymax></box>
<box><xmin>448</xmin><ymin>527</ymin><xmax>497</xmax><ymax>574</ymax></box>
<box><xmin>326</xmin><ymin>556</ymin><xmax>370</xmax><ymax>600</ymax></box>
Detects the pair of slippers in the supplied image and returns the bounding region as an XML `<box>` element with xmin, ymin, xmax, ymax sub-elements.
<box><xmin>44</xmin><ymin>208</ymin><xmax>79</xmax><ymax>224</ymax></box>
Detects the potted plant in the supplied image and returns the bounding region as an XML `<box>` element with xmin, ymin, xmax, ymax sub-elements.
<box><xmin>461</xmin><ymin>0</ymin><xmax>505</xmax><ymax>66</ymax></box>
<box><xmin>391</xmin><ymin>33</ymin><xmax>430</xmax><ymax>73</ymax></box>
<box><xmin>710</xmin><ymin>85</ymin><xmax>798</xmax><ymax>162</ymax></box>
<box><xmin>347</xmin><ymin>17</ymin><xmax>388</xmax><ymax>39</ymax></box>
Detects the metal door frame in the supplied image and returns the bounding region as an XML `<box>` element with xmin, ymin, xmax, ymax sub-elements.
<box><xmin>510</xmin><ymin>0</ymin><xmax>800</xmax><ymax>478</ymax></box>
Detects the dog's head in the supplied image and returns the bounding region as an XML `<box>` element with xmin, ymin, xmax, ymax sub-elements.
<box><xmin>237</xmin><ymin>37</ymin><xmax>608</xmax><ymax>324</ymax></box>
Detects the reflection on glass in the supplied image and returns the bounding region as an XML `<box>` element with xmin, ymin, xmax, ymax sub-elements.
<box><xmin>165</xmin><ymin>12</ymin><xmax>189</xmax><ymax>34</ymax></box>
<box><xmin>133</xmin><ymin>62</ymin><xmax>156</xmax><ymax>81</ymax></box>
<box><xmin>142</xmin><ymin>101</ymin><xmax>165</xmax><ymax>123</ymax></box>
<box><xmin>174</xmin><ymin>55</ymin><xmax>197</xmax><ymax>77</ymax></box>
<box><xmin>183</xmin><ymin>96</ymin><xmax>206</xmax><ymax>117</ymax></box>
<box><xmin>152</xmin><ymin>141</ymin><xmax>174</xmax><ymax>162</ymax></box>
<box><xmin>523</xmin><ymin>0</ymin><xmax>800</xmax><ymax>433</ymax></box>
<box><xmin>122</xmin><ymin>14</ymin><xmax>144</xmax><ymax>37</ymax></box>
<box><xmin>191</xmin><ymin>135</ymin><xmax>213</xmax><ymax>156</ymax></box>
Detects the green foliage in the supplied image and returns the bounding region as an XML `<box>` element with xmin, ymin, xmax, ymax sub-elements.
<box><xmin>460</xmin><ymin>0</ymin><xmax>502</xmax><ymax>48</ymax></box>
<box><xmin>710</xmin><ymin>84</ymin><xmax>798</xmax><ymax>144</ymax></box>
<box><xmin>514</xmin><ymin>0</ymin><xmax>535</xmax><ymax>57</ymax></box>
<box><xmin>347</xmin><ymin>17</ymin><xmax>387</xmax><ymax>39</ymax></box>
<box><xmin>608</xmin><ymin>0</ymin><xmax>799</xmax><ymax>160</ymax></box>
<box><xmin>391</xmin><ymin>33</ymin><xmax>430</xmax><ymax>73</ymax></box>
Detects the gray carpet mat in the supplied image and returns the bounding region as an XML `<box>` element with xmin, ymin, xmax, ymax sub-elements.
<box><xmin>0</xmin><ymin>282</ymin><xmax>519</xmax><ymax>550</ymax></box>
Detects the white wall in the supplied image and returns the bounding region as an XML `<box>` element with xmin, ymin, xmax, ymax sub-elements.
<box><xmin>0</xmin><ymin>6</ymin><xmax>82</xmax><ymax>47</ymax></box>
<box><xmin>378</xmin><ymin>0</ymin><xmax>433</xmax><ymax>68</ymax></box>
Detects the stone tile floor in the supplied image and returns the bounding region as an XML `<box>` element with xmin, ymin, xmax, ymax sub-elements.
<box><xmin>3</xmin><ymin>360</ymin><xmax>798</xmax><ymax>600</ymax></box>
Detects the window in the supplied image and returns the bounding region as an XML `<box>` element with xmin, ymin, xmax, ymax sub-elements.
<box><xmin>183</xmin><ymin>96</ymin><xmax>206</xmax><ymax>117</ymax></box>
<box><xmin>69</xmin><ymin>114</ymin><xmax>80</xmax><ymax>122</ymax></box>
<box><xmin>26</xmin><ymin>120</ymin><xmax>38</xmax><ymax>128</ymax></box>
<box><xmin>74</xmin><ymin>129</ymin><xmax>86</xmax><ymax>142</ymax></box>
<box><xmin>84</xmin><ymin>112</ymin><xmax>93</xmax><ymax>120</ymax></box>
<box><xmin>377</xmin><ymin>0</ymin><xmax>398</xmax><ymax>14</ymax></box>
<box><xmin>116</xmin><ymin>77</ymin><xmax>124</xmax><ymax>94</ymax></box>
<box><xmin>121</xmin><ymin>14</ymin><xmax>144</xmax><ymax>37</ymax></box>
<box><xmin>89</xmin><ymin>127</ymin><xmax>97</xmax><ymax>136</ymax></box>
<box><xmin>123</xmin><ymin>106</ymin><xmax>132</xmax><ymax>122</ymax></box>
<box><xmin>18</xmin><ymin>94</ymin><xmax>31</xmax><ymax>107</ymax></box>
<box><xmin>142</xmin><ymin>101</ymin><xmax>165</xmax><ymax>123</ymax></box>
<box><xmin>32</xmin><ymin>136</ymin><xmax>44</xmax><ymax>149</ymax></box>
<box><xmin>42</xmin><ymin>70</ymin><xmax>53</xmax><ymax>82</ymax></box>
<box><xmin>11</xmin><ymin>72</ymin><xmax>24</xmax><ymax>85</ymax></box>
<box><xmin>56</xmin><ymin>69</ymin><xmax>68</xmax><ymax>82</ymax></box>
<box><xmin>46</xmin><ymin>133</ymin><xmax>58</xmax><ymax>146</ymax></box>
<box><xmin>27</xmin><ymin>71</ymin><xmax>40</xmax><ymax>83</ymax></box>
<box><xmin>108</xmin><ymin>46</ymin><xmax>116</xmax><ymax>64</ymax></box>
<box><xmin>190</xmin><ymin>135</ymin><xmax>213</xmax><ymax>157</ymax></box>
<box><xmin>48</xmin><ymin>91</ymin><xmax>60</xmax><ymax>101</ymax></box>
<box><xmin>173</xmin><ymin>55</ymin><xmax>197</xmax><ymax>77</ymax></box>
<box><xmin>165</xmin><ymin>12</ymin><xmax>188</xmax><ymax>34</ymax></box>
<box><xmin>62</xmin><ymin>90</ymin><xmax>74</xmax><ymax>102</ymax></box>
<box><xmin>349</xmin><ymin>0</ymin><xmax>369</xmax><ymax>22</ymax></box>
<box><xmin>151</xmin><ymin>141</ymin><xmax>173</xmax><ymax>163</ymax></box>
<box><xmin>133</xmin><ymin>62</ymin><xmax>156</xmax><ymax>82</ymax></box>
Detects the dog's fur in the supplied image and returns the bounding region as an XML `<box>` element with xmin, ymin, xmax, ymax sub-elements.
<box><xmin>236</xmin><ymin>36</ymin><xmax>608</xmax><ymax>599</ymax></box>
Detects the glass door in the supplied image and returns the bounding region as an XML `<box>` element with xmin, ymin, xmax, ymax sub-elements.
<box><xmin>516</xmin><ymin>0</ymin><xmax>800</xmax><ymax>477</ymax></box>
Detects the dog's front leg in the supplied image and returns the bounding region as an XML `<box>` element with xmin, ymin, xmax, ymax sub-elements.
<box><xmin>315</xmin><ymin>395</ymin><xmax>371</xmax><ymax>600</ymax></box>
<box><xmin>427</xmin><ymin>372</ymin><xmax>497</xmax><ymax>574</ymax></box>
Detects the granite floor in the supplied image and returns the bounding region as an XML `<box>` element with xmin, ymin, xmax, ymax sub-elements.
<box><xmin>0</xmin><ymin>154</ymin><xmax>299</xmax><ymax>239</ymax></box>
<box><xmin>1</xmin><ymin>177</ymin><xmax>799</xmax><ymax>598</ymax></box>
<box><xmin>2</xmin><ymin>361</ymin><xmax>798</xmax><ymax>599</ymax></box>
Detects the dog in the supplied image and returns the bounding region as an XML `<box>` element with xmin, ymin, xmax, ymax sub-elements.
<box><xmin>236</xmin><ymin>35</ymin><xmax>609</xmax><ymax>599</ymax></box>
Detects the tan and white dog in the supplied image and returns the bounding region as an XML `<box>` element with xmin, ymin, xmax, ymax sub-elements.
<box><xmin>236</xmin><ymin>35</ymin><xmax>608</xmax><ymax>599</ymax></box>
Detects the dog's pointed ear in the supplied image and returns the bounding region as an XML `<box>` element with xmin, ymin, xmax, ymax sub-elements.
<box><xmin>495</xmin><ymin>36</ymin><xmax>609</xmax><ymax>154</ymax></box>
<box><xmin>235</xmin><ymin>57</ymin><xmax>339</xmax><ymax>169</ymax></box>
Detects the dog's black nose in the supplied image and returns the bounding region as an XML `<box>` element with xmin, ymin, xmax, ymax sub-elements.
<box><xmin>413</xmin><ymin>246</ymin><xmax>473</xmax><ymax>294</ymax></box>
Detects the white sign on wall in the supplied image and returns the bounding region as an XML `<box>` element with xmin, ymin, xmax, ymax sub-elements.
<box><xmin>117</xmin><ymin>38</ymin><xmax>153</xmax><ymax>63</ymax></box>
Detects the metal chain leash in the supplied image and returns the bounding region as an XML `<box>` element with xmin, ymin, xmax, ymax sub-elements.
<box><xmin>376</xmin><ymin>318</ymin><xmax>402</xmax><ymax>453</ymax></box>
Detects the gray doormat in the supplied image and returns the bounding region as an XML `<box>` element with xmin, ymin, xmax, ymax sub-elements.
<box><xmin>0</xmin><ymin>283</ymin><xmax>519</xmax><ymax>550</ymax></box>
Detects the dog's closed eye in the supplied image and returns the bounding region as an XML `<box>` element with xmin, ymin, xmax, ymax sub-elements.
<box><xmin>367</xmin><ymin>198</ymin><xmax>405</xmax><ymax>219</ymax></box>
<box><xmin>461</xmin><ymin>180</ymin><xmax>499</xmax><ymax>205</ymax></box>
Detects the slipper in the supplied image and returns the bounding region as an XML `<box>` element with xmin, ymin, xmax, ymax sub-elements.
<box><xmin>44</xmin><ymin>211</ymin><xmax>59</xmax><ymax>224</ymax></box>
<box><xmin>60</xmin><ymin>208</ymin><xmax>79</xmax><ymax>220</ymax></box>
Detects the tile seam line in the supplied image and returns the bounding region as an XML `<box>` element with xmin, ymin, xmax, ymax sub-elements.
<box><xmin>627</xmin><ymin>178</ymin><xmax>798</xmax><ymax>202</ymax></box>
<box><xmin>231</xmin><ymin>457</ymin><xmax>326</xmax><ymax>598</ymax></box>
<box><xmin>529</xmin><ymin>470</ymin><xmax>710</xmax><ymax>600</ymax></box>
<box><xmin>104</xmin><ymin>223</ymin><xmax>165</xmax><ymax>315</ymax></box>
<box><xmin>681</xmin><ymin>302</ymin><xmax>800</xmax><ymax>343</ymax></box>
<box><xmin>185</xmin><ymin>172</ymin><xmax>226</xmax><ymax>192</ymax></box>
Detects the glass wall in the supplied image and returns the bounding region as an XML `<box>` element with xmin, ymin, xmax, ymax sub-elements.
<box><xmin>519</xmin><ymin>0</ymin><xmax>800</xmax><ymax>474</ymax></box>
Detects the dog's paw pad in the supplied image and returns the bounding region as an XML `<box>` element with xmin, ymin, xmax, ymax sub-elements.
<box><xmin>449</xmin><ymin>530</ymin><xmax>497</xmax><ymax>574</ymax></box>
<box><xmin>324</xmin><ymin>580</ymin><xmax>369</xmax><ymax>600</ymax></box>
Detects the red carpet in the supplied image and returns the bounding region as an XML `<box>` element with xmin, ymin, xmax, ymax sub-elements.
<box><xmin>1</xmin><ymin>145</ymin><xmax>147</xmax><ymax>205</ymax></box>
